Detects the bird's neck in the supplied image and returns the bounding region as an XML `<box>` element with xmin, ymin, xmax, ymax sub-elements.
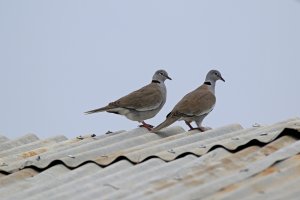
<box><xmin>204</xmin><ymin>80</ymin><xmax>216</xmax><ymax>94</ymax></box>
<box><xmin>152</xmin><ymin>80</ymin><xmax>161</xmax><ymax>84</ymax></box>
<box><xmin>152</xmin><ymin>79</ymin><xmax>167</xmax><ymax>100</ymax></box>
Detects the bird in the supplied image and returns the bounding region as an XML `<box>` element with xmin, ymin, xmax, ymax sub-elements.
<box><xmin>152</xmin><ymin>69</ymin><xmax>225</xmax><ymax>132</ymax></box>
<box><xmin>85</xmin><ymin>69</ymin><xmax>172</xmax><ymax>131</ymax></box>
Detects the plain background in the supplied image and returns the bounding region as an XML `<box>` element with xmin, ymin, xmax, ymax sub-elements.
<box><xmin>1</xmin><ymin>0</ymin><xmax>299</xmax><ymax>138</ymax></box>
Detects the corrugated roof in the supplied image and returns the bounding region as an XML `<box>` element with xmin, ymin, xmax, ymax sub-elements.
<box><xmin>0</xmin><ymin>117</ymin><xmax>300</xmax><ymax>200</ymax></box>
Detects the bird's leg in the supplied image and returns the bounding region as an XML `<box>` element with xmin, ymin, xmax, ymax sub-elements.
<box><xmin>197</xmin><ymin>126</ymin><xmax>212</xmax><ymax>132</ymax></box>
<box><xmin>188</xmin><ymin>127</ymin><xmax>205</xmax><ymax>132</ymax></box>
<box><xmin>186</xmin><ymin>121</ymin><xmax>211</xmax><ymax>132</ymax></box>
<box><xmin>197</xmin><ymin>127</ymin><xmax>206</xmax><ymax>132</ymax></box>
<box><xmin>139</xmin><ymin>121</ymin><xmax>154</xmax><ymax>131</ymax></box>
<box><xmin>194</xmin><ymin>117</ymin><xmax>212</xmax><ymax>132</ymax></box>
<box><xmin>185</xmin><ymin>121</ymin><xmax>195</xmax><ymax>131</ymax></box>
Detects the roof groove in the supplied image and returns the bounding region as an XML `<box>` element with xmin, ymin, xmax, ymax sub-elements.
<box><xmin>0</xmin><ymin>117</ymin><xmax>299</xmax><ymax>200</ymax></box>
<box><xmin>120</xmin><ymin>136</ymin><xmax>299</xmax><ymax>200</ymax></box>
<box><xmin>206</xmin><ymin>154</ymin><xmax>300</xmax><ymax>200</ymax></box>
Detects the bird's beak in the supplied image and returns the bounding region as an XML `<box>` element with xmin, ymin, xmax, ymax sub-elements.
<box><xmin>166</xmin><ymin>75</ymin><xmax>172</xmax><ymax>80</ymax></box>
<box><xmin>220</xmin><ymin>76</ymin><xmax>225</xmax><ymax>82</ymax></box>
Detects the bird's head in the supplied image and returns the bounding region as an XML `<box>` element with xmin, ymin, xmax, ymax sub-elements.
<box><xmin>153</xmin><ymin>69</ymin><xmax>172</xmax><ymax>83</ymax></box>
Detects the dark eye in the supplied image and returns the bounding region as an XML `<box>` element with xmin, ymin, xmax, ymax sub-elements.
<box><xmin>215</xmin><ymin>72</ymin><xmax>218</xmax><ymax>76</ymax></box>
<box><xmin>160</xmin><ymin>72</ymin><xmax>164</xmax><ymax>75</ymax></box>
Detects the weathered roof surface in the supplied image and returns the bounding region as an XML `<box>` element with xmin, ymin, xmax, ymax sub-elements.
<box><xmin>0</xmin><ymin>117</ymin><xmax>300</xmax><ymax>200</ymax></box>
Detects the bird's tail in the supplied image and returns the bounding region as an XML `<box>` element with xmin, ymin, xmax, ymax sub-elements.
<box><xmin>84</xmin><ymin>106</ymin><xmax>109</xmax><ymax>114</ymax></box>
<box><xmin>152</xmin><ymin>116</ymin><xmax>180</xmax><ymax>133</ymax></box>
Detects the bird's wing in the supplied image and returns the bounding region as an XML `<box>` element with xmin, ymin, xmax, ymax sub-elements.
<box><xmin>171</xmin><ymin>85</ymin><xmax>216</xmax><ymax>117</ymax></box>
<box><xmin>109</xmin><ymin>83</ymin><xmax>163</xmax><ymax>111</ymax></box>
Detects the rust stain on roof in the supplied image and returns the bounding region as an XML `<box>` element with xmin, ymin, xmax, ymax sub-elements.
<box><xmin>256</xmin><ymin>166</ymin><xmax>279</xmax><ymax>177</ymax></box>
<box><xmin>21</xmin><ymin>148</ymin><xmax>47</xmax><ymax>158</ymax></box>
<box><xmin>219</xmin><ymin>183</ymin><xmax>240</xmax><ymax>193</ymax></box>
<box><xmin>0</xmin><ymin>118</ymin><xmax>300</xmax><ymax>200</ymax></box>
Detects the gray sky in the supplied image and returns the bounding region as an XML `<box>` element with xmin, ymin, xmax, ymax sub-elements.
<box><xmin>1</xmin><ymin>0</ymin><xmax>300</xmax><ymax>138</ymax></box>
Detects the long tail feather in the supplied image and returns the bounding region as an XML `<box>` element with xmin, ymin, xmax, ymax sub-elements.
<box><xmin>152</xmin><ymin>116</ymin><xmax>180</xmax><ymax>133</ymax></box>
<box><xmin>84</xmin><ymin>106</ymin><xmax>109</xmax><ymax>114</ymax></box>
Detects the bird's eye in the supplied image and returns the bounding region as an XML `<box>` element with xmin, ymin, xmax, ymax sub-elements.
<box><xmin>160</xmin><ymin>72</ymin><xmax>164</xmax><ymax>75</ymax></box>
<box><xmin>215</xmin><ymin>72</ymin><xmax>218</xmax><ymax>76</ymax></box>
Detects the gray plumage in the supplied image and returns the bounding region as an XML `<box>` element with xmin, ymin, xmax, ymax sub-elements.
<box><xmin>85</xmin><ymin>70</ymin><xmax>171</xmax><ymax>130</ymax></box>
<box><xmin>152</xmin><ymin>69</ymin><xmax>225</xmax><ymax>132</ymax></box>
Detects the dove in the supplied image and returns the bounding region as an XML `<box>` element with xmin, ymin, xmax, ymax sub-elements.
<box><xmin>152</xmin><ymin>69</ymin><xmax>225</xmax><ymax>132</ymax></box>
<box><xmin>85</xmin><ymin>69</ymin><xmax>171</xmax><ymax>130</ymax></box>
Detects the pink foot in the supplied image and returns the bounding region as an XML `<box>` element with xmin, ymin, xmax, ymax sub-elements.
<box><xmin>139</xmin><ymin>122</ymin><xmax>154</xmax><ymax>131</ymax></box>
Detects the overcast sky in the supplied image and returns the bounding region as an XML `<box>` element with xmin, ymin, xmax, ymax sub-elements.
<box><xmin>1</xmin><ymin>0</ymin><xmax>299</xmax><ymax>139</ymax></box>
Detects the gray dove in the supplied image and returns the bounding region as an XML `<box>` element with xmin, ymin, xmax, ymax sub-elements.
<box><xmin>152</xmin><ymin>70</ymin><xmax>225</xmax><ymax>132</ymax></box>
<box><xmin>85</xmin><ymin>70</ymin><xmax>171</xmax><ymax>130</ymax></box>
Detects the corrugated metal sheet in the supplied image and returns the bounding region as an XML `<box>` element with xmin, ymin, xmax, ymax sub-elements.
<box><xmin>0</xmin><ymin>134</ymin><xmax>39</xmax><ymax>152</ymax></box>
<box><xmin>0</xmin><ymin>117</ymin><xmax>299</xmax><ymax>200</ymax></box>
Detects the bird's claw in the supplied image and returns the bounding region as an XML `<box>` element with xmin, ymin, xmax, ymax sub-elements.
<box><xmin>139</xmin><ymin>123</ymin><xmax>154</xmax><ymax>131</ymax></box>
<box><xmin>189</xmin><ymin>126</ymin><xmax>212</xmax><ymax>132</ymax></box>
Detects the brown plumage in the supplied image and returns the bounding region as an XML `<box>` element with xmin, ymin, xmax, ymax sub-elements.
<box><xmin>85</xmin><ymin>69</ymin><xmax>171</xmax><ymax>130</ymax></box>
<box><xmin>85</xmin><ymin>82</ymin><xmax>164</xmax><ymax>114</ymax></box>
<box><xmin>152</xmin><ymin>69</ymin><xmax>224</xmax><ymax>132</ymax></box>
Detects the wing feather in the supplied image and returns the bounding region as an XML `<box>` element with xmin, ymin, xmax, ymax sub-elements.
<box><xmin>171</xmin><ymin>85</ymin><xmax>216</xmax><ymax>117</ymax></box>
<box><xmin>109</xmin><ymin>83</ymin><xmax>163</xmax><ymax>111</ymax></box>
